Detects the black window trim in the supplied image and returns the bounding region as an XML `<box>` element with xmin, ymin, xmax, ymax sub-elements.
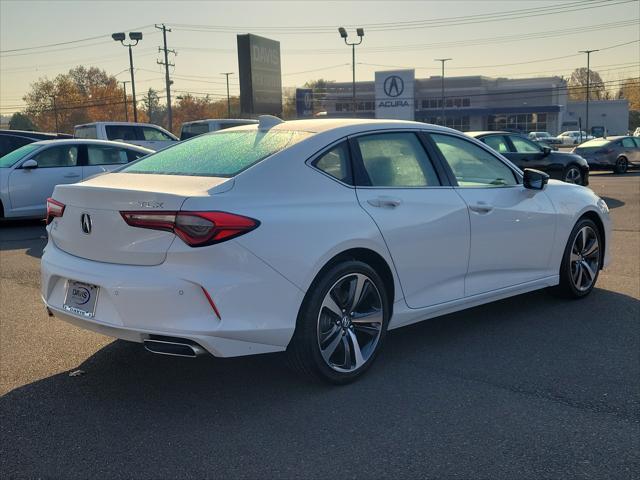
<box><xmin>424</xmin><ymin>131</ymin><xmax>523</xmax><ymax>188</ymax></box>
<box><xmin>347</xmin><ymin>129</ymin><xmax>451</xmax><ymax>189</ymax></box>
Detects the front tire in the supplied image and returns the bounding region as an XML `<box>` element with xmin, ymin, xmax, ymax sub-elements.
<box><xmin>552</xmin><ymin>218</ymin><xmax>602</xmax><ymax>298</ymax></box>
<box><xmin>287</xmin><ymin>260</ymin><xmax>390</xmax><ymax>384</ymax></box>
<box><xmin>614</xmin><ymin>157</ymin><xmax>628</xmax><ymax>174</ymax></box>
<box><xmin>563</xmin><ymin>165</ymin><xmax>583</xmax><ymax>185</ymax></box>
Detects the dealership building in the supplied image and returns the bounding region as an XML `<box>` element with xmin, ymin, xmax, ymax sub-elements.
<box><xmin>319</xmin><ymin>72</ymin><xmax>629</xmax><ymax>135</ymax></box>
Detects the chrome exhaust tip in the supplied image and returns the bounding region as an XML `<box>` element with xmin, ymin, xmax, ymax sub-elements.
<box><xmin>143</xmin><ymin>337</ymin><xmax>206</xmax><ymax>358</ymax></box>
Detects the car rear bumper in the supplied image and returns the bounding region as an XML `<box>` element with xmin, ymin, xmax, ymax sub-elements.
<box><xmin>41</xmin><ymin>239</ymin><xmax>304</xmax><ymax>357</ymax></box>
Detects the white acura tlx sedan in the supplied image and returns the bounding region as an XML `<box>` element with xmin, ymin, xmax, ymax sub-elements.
<box><xmin>41</xmin><ymin>117</ymin><xmax>611</xmax><ymax>383</ymax></box>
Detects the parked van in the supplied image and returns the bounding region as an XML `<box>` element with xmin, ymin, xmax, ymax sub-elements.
<box><xmin>179</xmin><ymin>119</ymin><xmax>258</xmax><ymax>140</ymax></box>
<box><xmin>74</xmin><ymin>122</ymin><xmax>178</xmax><ymax>151</ymax></box>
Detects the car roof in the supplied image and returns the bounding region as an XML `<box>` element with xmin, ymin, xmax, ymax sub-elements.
<box><xmin>75</xmin><ymin>121</ymin><xmax>169</xmax><ymax>129</ymax></box>
<box><xmin>232</xmin><ymin>118</ymin><xmax>457</xmax><ymax>136</ymax></box>
<box><xmin>466</xmin><ymin>131</ymin><xmax>511</xmax><ymax>137</ymax></box>
<box><xmin>182</xmin><ymin>119</ymin><xmax>258</xmax><ymax>125</ymax></box>
<box><xmin>28</xmin><ymin>139</ymin><xmax>154</xmax><ymax>151</ymax></box>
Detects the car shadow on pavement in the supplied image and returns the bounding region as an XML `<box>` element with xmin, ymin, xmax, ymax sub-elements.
<box><xmin>0</xmin><ymin>219</ymin><xmax>46</xmax><ymax>259</ymax></box>
<box><xmin>1</xmin><ymin>287</ymin><xmax>639</xmax><ymax>478</ymax></box>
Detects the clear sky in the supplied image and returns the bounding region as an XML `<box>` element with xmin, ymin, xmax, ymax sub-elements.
<box><xmin>1</xmin><ymin>0</ymin><xmax>639</xmax><ymax>114</ymax></box>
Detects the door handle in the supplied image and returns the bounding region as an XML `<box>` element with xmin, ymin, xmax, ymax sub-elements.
<box><xmin>367</xmin><ymin>196</ymin><xmax>402</xmax><ymax>208</ymax></box>
<box><xmin>469</xmin><ymin>202</ymin><xmax>493</xmax><ymax>214</ymax></box>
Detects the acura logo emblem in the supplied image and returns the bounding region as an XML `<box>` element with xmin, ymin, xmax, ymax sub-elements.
<box><xmin>80</xmin><ymin>213</ymin><xmax>92</xmax><ymax>235</ymax></box>
<box><xmin>383</xmin><ymin>75</ymin><xmax>404</xmax><ymax>97</ymax></box>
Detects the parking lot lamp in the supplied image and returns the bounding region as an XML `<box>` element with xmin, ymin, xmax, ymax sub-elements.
<box><xmin>113</xmin><ymin>32</ymin><xmax>143</xmax><ymax>122</ymax></box>
<box><xmin>338</xmin><ymin>27</ymin><xmax>364</xmax><ymax>117</ymax></box>
<box><xmin>579</xmin><ymin>49</ymin><xmax>599</xmax><ymax>142</ymax></box>
<box><xmin>435</xmin><ymin>58</ymin><xmax>452</xmax><ymax>127</ymax></box>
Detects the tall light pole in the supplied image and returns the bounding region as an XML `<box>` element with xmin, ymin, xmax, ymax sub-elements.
<box><xmin>579</xmin><ymin>49</ymin><xmax>598</xmax><ymax>142</ymax></box>
<box><xmin>121</xmin><ymin>81</ymin><xmax>129</xmax><ymax>121</ymax></box>
<box><xmin>155</xmin><ymin>24</ymin><xmax>175</xmax><ymax>132</ymax></box>
<box><xmin>221</xmin><ymin>72</ymin><xmax>233</xmax><ymax>118</ymax></box>
<box><xmin>338</xmin><ymin>27</ymin><xmax>364</xmax><ymax>117</ymax></box>
<box><xmin>49</xmin><ymin>95</ymin><xmax>58</xmax><ymax>132</ymax></box>
<box><xmin>113</xmin><ymin>32</ymin><xmax>143</xmax><ymax>122</ymax></box>
<box><xmin>435</xmin><ymin>58</ymin><xmax>452</xmax><ymax>127</ymax></box>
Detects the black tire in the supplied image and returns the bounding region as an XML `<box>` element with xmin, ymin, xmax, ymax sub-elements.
<box><xmin>551</xmin><ymin>217</ymin><xmax>602</xmax><ymax>298</ymax></box>
<box><xmin>614</xmin><ymin>156</ymin><xmax>628</xmax><ymax>174</ymax></box>
<box><xmin>286</xmin><ymin>260</ymin><xmax>390</xmax><ymax>384</ymax></box>
<box><xmin>562</xmin><ymin>164</ymin><xmax>583</xmax><ymax>185</ymax></box>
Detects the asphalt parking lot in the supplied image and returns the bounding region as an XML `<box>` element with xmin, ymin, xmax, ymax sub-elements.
<box><xmin>1</xmin><ymin>172</ymin><xmax>638</xmax><ymax>479</ymax></box>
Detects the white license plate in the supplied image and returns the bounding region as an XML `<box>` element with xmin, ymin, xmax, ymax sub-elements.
<box><xmin>63</xmin><ymin>280</ymin><xmax>99</xmax><ymax>318</ymax></box>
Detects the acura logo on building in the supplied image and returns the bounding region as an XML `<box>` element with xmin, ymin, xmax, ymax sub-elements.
<box><xmin>383</xmin><ymin>75</ymin><xmax>404</xmax><ymax>97</ymax></box>
<box><xmin>80</xmin><ymin>213</ymin><xmax>92</xmax><ymax>235</ymax></box>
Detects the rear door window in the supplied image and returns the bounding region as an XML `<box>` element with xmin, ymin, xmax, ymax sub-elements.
<box><xmin>621</xmin><ymin>137</ymin><xmax>635</xmax><ymax>148</ymax></box>
<box><xmin>354</xmin><ymin>132</ymin><xmax>440</xmax><ymax>187</ymax></box>
<box><xmin>75</xmin><ymin>125</ymin><xmax>97</xmax><ymax>139</ymax></box>
<box><xmin>106</xmin><ymin>125</ymin><xmax>140</xmax><ymax>141</ymax></box>
<box><xmin>482</xmin><ymin>135</ymin><xmax>510</xmax><ymax>154</ymax></box>
<box><xmin>87</xmin><ymin>145</ymin><xmax>130</xmax><ymax>165</ymax></box>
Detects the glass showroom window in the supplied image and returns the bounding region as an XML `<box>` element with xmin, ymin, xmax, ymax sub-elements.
<box><xmin>488</xmin><ymin>113</ymin><xmax>547</xmax><ymax>132</ymax></box>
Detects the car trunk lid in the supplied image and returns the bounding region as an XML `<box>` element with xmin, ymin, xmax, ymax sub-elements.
<box><xmin>49</xmin><ymin>173</ymin><xmax>232</xmax><ymax>266</ymax></box>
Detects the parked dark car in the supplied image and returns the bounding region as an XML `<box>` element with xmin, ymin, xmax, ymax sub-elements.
<box><xmin>572</xmin><ymin>136</ymin><xmax>640</xmax><ymax>174</ymax></box>
<box><xmin>467</xmin><ymin>131</ymin><xmax>590</xmax><ymax>186</ymax></box>
<box><xmin>0</xmin><ymin>130</ymin><xmax>72</xmax><ymax>157</ymax></box>
<box><xmin>528</xmin><ymin>131</ymin><xmax>562</xmax><ymax>147</ymax></box>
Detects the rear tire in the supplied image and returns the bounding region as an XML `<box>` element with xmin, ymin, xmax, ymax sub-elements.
<box><xmin>614</xmin><ymin>157</ymin><xmax>628</xmax><ymax>174</ymax></box>
<box><xmin>286</xmin><ymin>260</ymin><xmax>390</xmax><ymax>384</ymax></box>
<box><xmin>562</xmin><ymin>165</ymin><xmax>583</xmax><ymax>185</ymax></box>
<box><xmin>551</xmin><ymin>218</ymin><xmax>602</xmax><ymax>298</ymax></box>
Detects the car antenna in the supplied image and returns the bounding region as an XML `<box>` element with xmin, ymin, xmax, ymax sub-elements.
<box><xmin>258</xmin><ymin>115</ymin><xmax>284</xmax><ymax>132</ymax></box>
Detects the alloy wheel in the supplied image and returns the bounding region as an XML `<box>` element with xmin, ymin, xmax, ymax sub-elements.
<box><xmin>317</xmin><ymin>273</ymin><xmax>384</xmax><ymax>373</ymax></box>
<box><xmin>564</xmin><ymin>167</ymin><xmax>582</xmax><ymax>184</ymax></box>
<box><xmin>570</xmin><ymin>226</ymin><xmax>600</xmax><ymax>292</ymax></box>
<box><xmin>615</xmin><ymin>158</ymin><xmax>628</xmax><ymax>174</ymax></box>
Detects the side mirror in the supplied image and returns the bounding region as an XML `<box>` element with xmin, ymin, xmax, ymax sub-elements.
<box><xmin>523</xmin><ymin>168</ymin><xmax>549</xmax><ymax>190</ymax></box>
<box><xmin>542</xmin><ymin>146</ymin><xmax>551</xmax><ymax>156</ymax></box>
<box><xmin>21</xmin><ymin>159</ymin><xmax>38</xmax><ymax>169</ymax></box>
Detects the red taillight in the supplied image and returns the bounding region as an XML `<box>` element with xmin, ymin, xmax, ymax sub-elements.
<box><xmin>46</xmin><ymin>198</ymin><xmax>65</xmax><ymax>224</ymax></box>
<box><xmin>120</xmin><ymin>211</ymin><xmax>259</xmax><ymax>247</ymax></box>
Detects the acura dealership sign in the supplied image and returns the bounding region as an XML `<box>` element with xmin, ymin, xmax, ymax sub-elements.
<box><xmin>375</xmin><ymin>69</ymin><xmax>415</xmax><ymax>120</ymax></box>
<box><xmin>237</xmin><ymin>34</ymin><xmax>283</xmax><ymax>115</ymax></box>
<box><xmin>295</xmin><ymin>88</ymin><xmax>313</xmax><ymax>118</ymax></box>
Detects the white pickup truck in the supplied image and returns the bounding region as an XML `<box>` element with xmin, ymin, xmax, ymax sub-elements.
<box><xmin>74</xmin><ymin>122</ymin><xmax>178</xmax><ymax>151</ymax></box>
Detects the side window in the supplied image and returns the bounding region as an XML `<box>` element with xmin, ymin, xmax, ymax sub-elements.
<box><xmin>510</xmin><ymin>135</ymin><xmax>542</xmax><ymax>153</ymax></box>
<box><xmin>313</xmin><ymin>142</ymin><xmax>352</xmax><ymax>184</ymax></box>
<box><xmin>31</xmin><ymin>145</ymin><xmax>79</xmax><ymax>168</ymax></box>
<box><xmin>87</xmin><ymin>145</ymin><xmax>129</xmax><ymax>165</ymax></box>
<box><xmin>621</xmin><ymin>137</ymin><xmax>635</xmax><ymax>148</ymax></box>
<box><xmin>75</xmin><ymin>126</ymin><xmax>97</xmax><ymax>139</ymax></box>
<box><xmin>482</xmin><ymin>135</ymin><xmax>510</xmax><ymax>154</ymax></box>
<box><xmin>431</xmin><ymin>134</ymin><xmax>517</xmax><ymax>187</ymax></box>
<box><xmin>633</xmin><ymin>138</ymin><xmax>640</xmax><ymax>148</ymax></box>
<box><xmin>355</xmin><ymin>132</ymin><xmax>440</xmax><ymax>187</ymax></box>
<box><xmin>142</xmin><ymin>127</ymin><xmax>173</xmax><ymax>141</ymax></box>
<box><xmin>106</xmin><ymin>125</ymin><xmax>139</xmax><ymax>141</ymax></box>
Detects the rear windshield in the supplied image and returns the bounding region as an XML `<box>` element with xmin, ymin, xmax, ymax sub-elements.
<box><xmin>0</xmin><ymin>143</ymin><xmax>40</xmax><ymax>167</ymax></box>
<box><xmin>122</xmin><ymin>129</ymin><xmax>312</xmax><ymax>177</ymax></box>
<box><xmin>579</xmin><ymin>138</ymin><xmax>611</xmax><ymax>148</ymax></box>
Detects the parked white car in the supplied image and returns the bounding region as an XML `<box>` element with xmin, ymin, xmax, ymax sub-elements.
<box><xmin>557</xmin><ymin>131</ymin><xmax>594</xmax><ymax>145</ymax></box>
<box><xmin>0</xmin><ymin>139</ymin><xmax>151</xmax><ymax>219</ymax></box>
<box><xmin>41</xmin><ymin>117</ymin><xmax>610</xmax><ymax>383</ymax></box>
<box><xmin>180</xmin><ymin>119</ymin><xmax>258</xmax><ymax>140</ymax></box>
<box><xmin>74</xmin><ymin>122</ymin><xmax>178</xmax><ymax>151</ymax></box>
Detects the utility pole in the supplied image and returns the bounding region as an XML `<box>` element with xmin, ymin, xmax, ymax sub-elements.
<box><xmin>50</xmin><ymin>95</ymin><xmax>59</xmax><ymax>132</ymax></box>
<box><xmin>435</xmin><ymin>58</ymin><xmax>452</xmax><ymax>127</ymax></box>
<box><xmin>221</xmin><ymin>72</ymin><xmax>233</xmax><ymax>118</ymax></box>
<box><xmin>121</xmin><ymin>81</ymin><xmax>129</xmax><ymax>121</ymax></box>
<box><xmin>579</xmin><ymin>49</ymin><xmax>598</xmax><ymax>142</ymax></box>
<box><xmin>156</xmin><ymin>24</ymin><xmax>175</xmax><ymax>132</ymax></box>
<box><xmin>147</xmin><ymin>89</ymin><xmax>154</xmax><ymax>122</ymax></box>
<box><xmin>338</xmin><ymin>27</ymin><xmax>364</xmax><ymax>117</ymax></box>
